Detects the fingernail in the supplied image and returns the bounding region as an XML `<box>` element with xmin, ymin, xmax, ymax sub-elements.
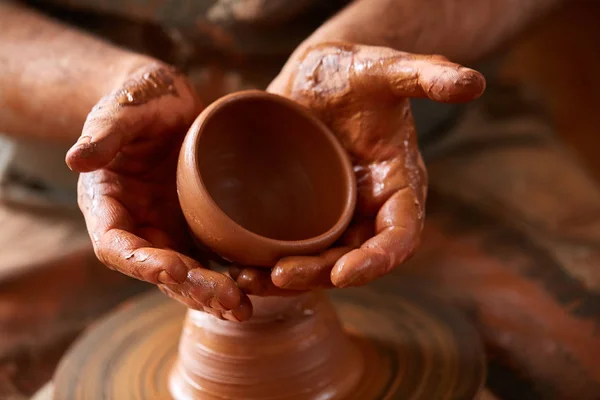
<box><xmin>331</xmin><ymin>253</ymin><xmax>369</xmax><ymax>288</ymax></box>
<box><xmin>158</xmin><ymin>270</ymin><xmax>178</xmax><ymax>284</ymax></box>
<box><xmin>334</xmin><ymin>249</ymin><xmax>388</xmax><ymax>288</ymax></box>
<box><xmin>169</xmin><ymin>264</ymin><xmax>189</xmax><ymax>283</ymax></box>
<box><xmin>74</xmin><ymin>142</ymin><xmax>96</xmax><ymax>159</ymax></box>
<box><xmin>271</xmin><ymin>266</ymin><xmax>292</xmax><ymax>289</ymax></box>
<box><xmin>231</xmin><ymin>296</ymin><xmax>253</xmax><ymax>322</ymax></box>
<box><xmin>209</xmin><ymin>297</ymin><xmax>227</xmax><ymax>312</ymax></box>
<box><xmin>74</xmin><ymin>135</ymin><xmax>92</xmax><ymax>147</ymax></box>
<box><xmin>332</xmin><ymin>261</ymin><xmax>361</xmax><ymax>288</ymax></box>
<box><xmin>335</xmin><ymin>273</ymin><xmax>364</xmax><ymax>288</ymax></box>
<box><xmin>228</xmin><ymin>266</ymin><xmax>242</xmax><ymax>280</ymax></box>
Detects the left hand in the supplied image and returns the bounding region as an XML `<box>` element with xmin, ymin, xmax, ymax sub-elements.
<box><xmin>230</xmin><ymin>42</ymin><xmax>485</xmax><ymax>295</ymax></box>
<box><xmin>66</xmin><ymin>62</ymin><xmax>253</xmax><ymax>321</ymax></box>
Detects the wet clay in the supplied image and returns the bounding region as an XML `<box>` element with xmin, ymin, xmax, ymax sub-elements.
<box><xmin>177</xmin><ymin>90</ymin><xmax>356</xmax><ymax>266</ymax></box>
<box><xmin>50</xmin><ymin>284</ymin><xmax>486</xmax><ymax>400</ymax></box>
<box><xmin>171</xmin><ymin>293</ymin><xmax>366</xmax><ymax>399</ymax></box>
<box><xmin>115</xmin><ymin>65</ymin><xmax>181</xmax><ymax>106</ymax></box>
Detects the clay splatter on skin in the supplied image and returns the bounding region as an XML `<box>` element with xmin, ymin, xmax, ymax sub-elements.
<box><xmin>116</xmin><ymin>67</ymin><xmax>180</xmax><ymax>106</ymax></box>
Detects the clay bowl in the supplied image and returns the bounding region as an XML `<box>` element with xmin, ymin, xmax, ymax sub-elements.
<box><xmin>177</xmin><ymin>90</ymin><xmax>356</xmax><ymax>267</ymax></box>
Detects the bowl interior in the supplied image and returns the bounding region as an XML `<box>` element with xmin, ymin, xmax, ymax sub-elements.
<box><xmin>196</xmin><ymin>94</ymin><xmax>351</xmax><ymax>242</ymax></box>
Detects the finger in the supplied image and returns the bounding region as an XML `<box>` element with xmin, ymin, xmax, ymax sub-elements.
<box><xmin>177</xmin><ymin>268</ymin><xmax>253</xmax><ymax>322</ymax></box>
<box><xmin>98</xmin><ymin>228</ymin><xmax>195</xmax><ymax>284</ymax></box>
<box><xmin>331</xmin><ymin>187</ymin><xmax>424</xmax><ymax>287</ymax></box>
<box><xmin>386</xmin><ymin>56</ymin><xmax>486</xmax><ymax>103</ymax></box>
<box><xmin>97</xmin><ymin>224</ymin><xmax>252</xmax><ymax>320</ymax></box>
<box><xmin>355</xmin><ymin>157</ymin><xmax>412</xmax><ymax>216</ymax></box>
<box><xmin>66</xmin><ymin>101</ymin><xmax>134</xmax><ymax>173</ymax></box>
<box><xmin>229</xmin><ymin>266</ymin><xmax>299</xmax><ymax>297</ymax></box>
<box><xmin>66</xmin><ymin>64</ymin><xmax>200</xmax><ymax>173</ymax></box>
<box><xmin>158</xmin><ymin>284</ymin><xmax>201</xmax><ymax>309</ymax></box>
<box><xmin>272</xmin><ymin>247</ymin><xmax>354</xmax><ymax>290</ymax></box>
<box><xmin>269</xmin><ymin>220</ymin><xmax>373</xmax><ymax>291</ymax></box>
<box><xmin>76</xmin><ymin>173</ymin><xmax>187</xmax><ymax>283</ymax></box>
<box><xmin>158</xmin><ymin>280</ymin><xmax>252</xmax><ymax>322</ymax></box>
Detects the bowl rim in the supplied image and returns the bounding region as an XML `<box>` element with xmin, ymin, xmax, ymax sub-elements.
<box><xmin>183</xmin><ymin>89</ymin><xmax>357</xmax><ymax>252</ymax></box>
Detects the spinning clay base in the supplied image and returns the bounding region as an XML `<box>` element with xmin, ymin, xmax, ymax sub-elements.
<box><xmin>48</xmin><ymin>281</ymin><xmax>486</xmax><ymax>400</ymax></box>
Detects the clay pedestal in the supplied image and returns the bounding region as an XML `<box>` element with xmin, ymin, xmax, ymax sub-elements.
<box><xmin>170</xmin><ymin>293</ymin><xmax>365</xmax><ymax>400</ymax></box>
<box><xmin>49</xmin><ymin>281</ymin><xmax>486</xmax><ymax>399</ymax></box>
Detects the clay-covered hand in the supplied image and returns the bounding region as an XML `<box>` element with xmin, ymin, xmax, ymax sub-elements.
<box><xmin>232</xmin><ymin>42</ymin><xmax>485</xmax><ymax>293</ymax></box>
<box><xmin>66</xmin><ymin>62</ymin><xmax>252</xmax><ymax>321</ymax></box>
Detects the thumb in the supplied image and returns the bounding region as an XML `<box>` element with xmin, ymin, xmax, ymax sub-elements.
<box><xmin>66</xmin><ymin>62</ymin><xmax>200</xmax><ymax>173</ymax></box>
<box><xmin>66</xmin><ymin>106</ymin><xmax>126</xmax><ymax>173</ymax></box>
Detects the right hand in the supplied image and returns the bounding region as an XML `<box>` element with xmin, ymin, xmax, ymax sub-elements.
<box><xmin>66</xmin><ymin>61</ymin><xmax>253</xmax><ymax>321</ymax></box>
<box><xmin>233</xmin><ymin>43</ymin><xmax>485</xmax><ymax>294</ymax></box>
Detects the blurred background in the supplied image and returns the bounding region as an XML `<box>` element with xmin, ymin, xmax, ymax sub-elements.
<box><xmin>1</xmin><ymin>0</ymin><xmax>599</xmax><ymax>399</ymax></box>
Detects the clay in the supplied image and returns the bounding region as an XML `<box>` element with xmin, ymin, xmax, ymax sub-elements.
<box><xmin>116</xmin><ymin>65</ymin><xmax>180</xmax><ymax>106</ymax></box>
<box><xmin>170</xmin><ymin>293</ymin><xmax>366</xmax><ymax>400</ymax></box>
<box><xmin>177</xmin><ymin>90</ymin><xmax>356</xmax><ymax>267</ymax></box>
<box><xmin>50</xmin><ymin>283</ymin><xmax>486</xmax><ymax>400</ymax></box>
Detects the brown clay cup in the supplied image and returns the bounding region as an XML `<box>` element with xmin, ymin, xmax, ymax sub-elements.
<box><xmin>177</xmin><ymin>90</ymin><xmax>356</xmax><ymax>267</ymax></box>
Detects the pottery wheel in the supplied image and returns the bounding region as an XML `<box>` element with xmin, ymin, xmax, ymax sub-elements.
<box><xmin>51</xmin><ymin>282</ymin><xmax>486</xmax><ymax>399</ymax></box>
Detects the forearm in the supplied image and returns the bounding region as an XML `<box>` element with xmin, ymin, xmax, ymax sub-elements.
<box><xmin>290</xmin><ymin>0</ymin><xmax>562</xmax><ymax>66</ymax></box>
<box><xmin>0</xmin><ymin>1</ymin><xmax>152</xmax><ymax>142</ymax></box>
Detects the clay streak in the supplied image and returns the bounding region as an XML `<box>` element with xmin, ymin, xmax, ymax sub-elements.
<box><xmin>116</xmin><ymin>67</ymin><xmax>180</xmax><ymax>106</ymax></box>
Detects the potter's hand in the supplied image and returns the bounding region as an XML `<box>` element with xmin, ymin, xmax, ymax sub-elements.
<box><xmin>66</xmin><ymin>63</ymin><xmax>252</xmax><ymax>321</ymax></box>
<box><xmin>234</xmin><ymin>43</ymin><xmax>485</xmax><ymax>292</ymax></box>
